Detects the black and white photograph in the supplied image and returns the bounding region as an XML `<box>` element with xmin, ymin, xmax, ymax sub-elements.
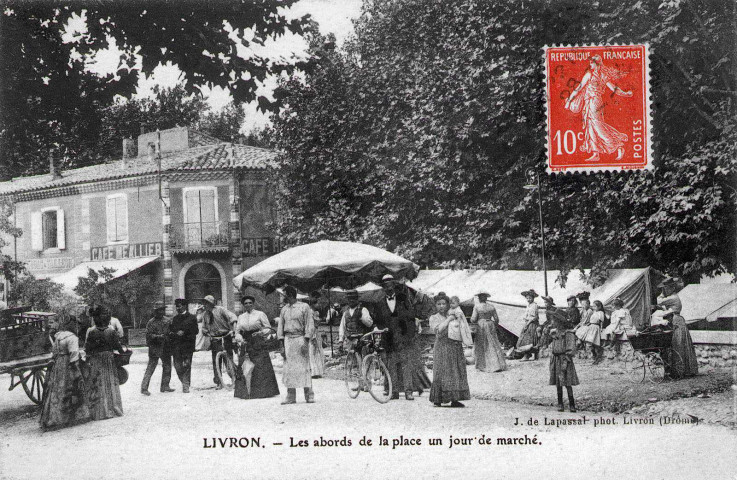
<box><xmin>0</xmin><ymin>1</ymin><xmax>735</xmax><ymax>479</ymax></box>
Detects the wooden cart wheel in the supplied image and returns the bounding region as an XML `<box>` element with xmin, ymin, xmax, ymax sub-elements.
<box><xmin>20</xmin><ymin>366</ymin><xmax>48</xmax><ymax>405</ymax></box>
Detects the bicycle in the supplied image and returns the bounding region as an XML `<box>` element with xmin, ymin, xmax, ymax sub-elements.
<box><xmin>344</xmin><ymin>328</ymin><xmax>393</xmax><ymax>404</ymax></box>
<box><xmin>213</xmin><ymin>332</ymin><xmax>238</xmax><ymax>389</ymax></box>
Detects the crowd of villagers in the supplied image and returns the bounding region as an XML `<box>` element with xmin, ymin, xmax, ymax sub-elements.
<box><xmin>39</xmin><ymin>274</ymin><xmax>699</xmax><ymax>429</ymax></box>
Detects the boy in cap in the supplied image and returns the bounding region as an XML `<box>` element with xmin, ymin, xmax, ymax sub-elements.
<box><xmin>169</xmin><ymin>298</ymin><xmax>199</xmax><ymax>393</ymax></box>
<box><xmin>141</xmin><ymin>301</ymin><xmax>174</xmax><ymax>395</ymax></box>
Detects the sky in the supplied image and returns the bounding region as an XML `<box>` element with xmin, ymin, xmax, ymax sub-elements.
<box><xmin>84</xmin><ymin>0</ymin><xmax>363</xmax><ymax>132</ymax></box>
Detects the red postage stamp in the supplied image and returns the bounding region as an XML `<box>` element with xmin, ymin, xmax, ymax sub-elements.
<box><xmin>544</xmin><ymin>44</ymin><xmax>651</xmax><ymax>173</ymax></box>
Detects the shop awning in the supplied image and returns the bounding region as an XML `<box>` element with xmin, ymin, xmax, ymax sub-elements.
<box><xmin>50</xmin><ymin>256</ymin><xmax>160</xmax><ymax>293</ymax></box>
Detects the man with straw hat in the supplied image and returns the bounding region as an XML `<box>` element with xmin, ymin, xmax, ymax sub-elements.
<box><xmin>338</xmin><ymin>289</ymin><xmax>373</xmax><ymax>353</ymax></box>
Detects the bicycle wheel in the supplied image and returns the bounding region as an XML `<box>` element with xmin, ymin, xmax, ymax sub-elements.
<box><xmin>344</xmin><ymin>352</ymin><xmax>362</xmax><ymax>399</ymax></box>
<box><xmin>215</xmin><ymin>351</ymin><xmax>236</xmax><ymax>389</ymax></box>
<box><xmin>365</xmin><ymin>356</ymin><xmax>392</xmax><ymax>404</ymax></box>
<box><xmin>624</xmin><ymin>351</ymin><xmax>646</xmax><ymax>384</ymax></box>
<box><xmin>647</xmin><ymin>352</ymin><xmax>666</xmax><ymax>384</ymax></box>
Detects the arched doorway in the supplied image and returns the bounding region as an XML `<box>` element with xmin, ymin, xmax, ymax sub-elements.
<box><xmin>184</xmin><ymin>262</ymin><xmax>223</xmax><ymax>304</ymax></box>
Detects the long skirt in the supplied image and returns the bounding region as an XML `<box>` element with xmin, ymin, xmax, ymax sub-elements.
<box><xmin>406</xmin><ymin>338</ymin><xmax>432</xmax><ymax>392</ymax></box>
<box><xmin>576</xmin><ymin>323</ymin><xmax>602</xmax><ymax>346</ymax></box>
<box><xmin>84</xmin><ymin>351</ymin><xmax>123</xmax><ymax>421</ymax></box>
<box><xmin>309</xmin><ymin>335</ymin><xmax>325</xmax><ymax>378</ymax></box>
<box><xmin>475</xmin><ymin>319</ymin><xmax>507</xmax><ymax>372</ymax></box>
<box><xmin>429</xmin><ymin>331</ymin><xmax>470</xmax><ymax>404</ymax></box>
<box><xmin>235</xmin><ymin>346</ymin><xmax>280</xmax><ymax>399</ymax></box>
<box><xmin>283</xmin><ymin>336</ymin><xmax>312</xmax><ymax>388</ymax></box>
<box><xmin>516</xmin><ymin>321</ymin><xmax>539</xmax><ymax>349</ymax></box>
<box><xmin>669</xmin><ymin>316</ymin><xmax>699</xmax><ymax>378</ymax></box>
<box><xmin>549</xmin><ymin>354</ymin><xmax>580</xmax><ymax>386</ymax></box>
<box><xmin>40</xmin><ymin>355</ymin><xmax>91</xmax><ymax>430</ymax></box>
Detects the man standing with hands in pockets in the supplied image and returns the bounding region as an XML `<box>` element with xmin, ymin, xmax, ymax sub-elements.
<box><xmin>277</xmin><ymin>286</ymin><xmax>315</xmax><ymax>404</ymax></box>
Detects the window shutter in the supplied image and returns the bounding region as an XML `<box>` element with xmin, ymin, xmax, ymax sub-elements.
<box><xmin>31</xmin><ymin>211</ymin><xmax>43</xmax><ymax>251</ymax></box>
<box><xmin>56</xmin><ymin>209</ymin><xmax>66</xmax><ymax>250</ymax></box>
<box><xmin>106</xmin><ymin>197</ymin><xmax>116</xmax><ymax>242</ymax></box>
<box><xmin>117</xmin><ymin>197</ymin><xmax>128</xmax><ymax>240</ymax></box>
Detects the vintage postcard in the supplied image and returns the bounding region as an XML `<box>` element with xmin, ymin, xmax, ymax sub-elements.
<box><xmin>0</xmin><ymin>1</ymin><xmax>734</xmax><ymax>480</ymax></box>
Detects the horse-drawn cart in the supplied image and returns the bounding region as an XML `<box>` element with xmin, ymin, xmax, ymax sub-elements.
<box><xmin>0</xmin><ymin>308</ymin><xmax>56</xmax><ymax>405</ymax></box>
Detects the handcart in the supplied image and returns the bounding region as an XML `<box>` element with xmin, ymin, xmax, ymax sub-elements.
<box><xmin>623</xmin><ymin>327</ymin><xmax>683</xmax><ymax>384</ymax></box>
<box><xmin>0</xmin><ymin>309</ymin><xmax>56</xmax><ymax>404</ymax></box>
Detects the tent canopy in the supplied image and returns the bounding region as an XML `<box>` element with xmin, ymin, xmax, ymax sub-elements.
<box><xmin>50</xmin><ymin>257</ymin><xmax>160</xmax><ymax>294</ymax></box>
<box><xmin>679</xmin><ymin>283</ymin><xmax>737</xmax><ymax>323</ymax></box>
<box><xmin>407</xmin><ymin>268</ymin><xmax>660</xmax><ymax>336</ymax></box>
<box><xmin>233</xmin><ymin>240</ymin><xmax>419</xmax><ymax>293</ymax></box>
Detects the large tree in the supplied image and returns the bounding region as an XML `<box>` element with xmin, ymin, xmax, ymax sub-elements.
<box><xmin>0</xmin><ymin>1</ymin><xmax>311</xmax><ymax>179</ymax></box>
<box><xmin>272</xmin><ymin>0</ymin><xmax>736</xmax><ymax>282</ymax></box>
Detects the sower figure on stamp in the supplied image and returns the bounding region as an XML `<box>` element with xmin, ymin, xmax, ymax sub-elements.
<box><xmin>565</xmin><ymin>54</ymin><xmax>633</xmax><ymax>162</ymax></box>
<box><xmin>374</xmin><ymin>274</ymin><xmax>416</xmax><ymax>401</ymax></box>
<box><xmin>141</xmin><ymin>301</ymin><xmax>174</xmax><ymax>396</ymax></box>
<box><xmin>169</xmin><ymin>298</ymin><xmax>199</xmax><ymax>393</ymax></box>
<box><xmin>277</xmin><ymin>286</ymin><xmax>315</xmax><ymax>404</ymax></box>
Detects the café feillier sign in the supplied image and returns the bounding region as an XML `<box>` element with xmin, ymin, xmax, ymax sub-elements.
<box><xmin>90</xmin><ymin>242</ymin><xmax>163</xmax><ymax>261</ymax></box>
<box><xmin>242</xmin><ymin>237</ymin><xmax>282</xmax><ymax>257</ymax></box>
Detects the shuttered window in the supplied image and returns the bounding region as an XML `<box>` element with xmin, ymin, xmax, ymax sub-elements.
<box><xmin>32</xmin><ymin>208</ymin><xmax>65</xmax><ymax>251</ymax></box>
<box><xmin>42</xmin><ymin>210</ymin><xmax>57</xmax><ymax>249</ymax></box>
<box><xmin>106</xmin><ymin>195</ymin><xmax>128</xmax><ymax>243</ymax></box>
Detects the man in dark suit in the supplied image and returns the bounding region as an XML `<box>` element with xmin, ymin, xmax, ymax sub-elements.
<box><xmin>373</xmin><ymin>274</ymin><xmax>416</xmax><ymax>400</ymax></box>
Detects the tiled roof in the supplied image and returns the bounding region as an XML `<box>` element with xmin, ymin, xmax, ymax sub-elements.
<box><xmin>0</xmin><ymin>143</ymin><xmax>277</xmax><ymax>196</ymax></box>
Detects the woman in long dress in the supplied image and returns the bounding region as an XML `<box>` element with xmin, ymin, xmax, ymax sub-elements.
<box><xmin>84</xmin><ymin>307</ymin><xmax>124</xmax><ymax>421</ymax></box>
<box><xmin>516</xmin><ymin>290</ymin><xmax>540</xmax><ymax>361</ymax></box>
<box><xmin>655</xmin><ymin>280</ymin><xmax>699</xmax><ymax>378</ymax></box>
<box><xmin>40</xmin><ymin>315</ymin><xmax>91</xmax><ymax>430</ymax></box>
<box><xmin>429</xmin><ymin>293</ymin><xmax>470</xmax><ymax>408</ymax></box>
<box><xmin>308</xmin><ymin>302</ymin><xmax>325</xmax><ymax>378</ymax></box>
<box><xmin>565</xmin><ymin>54</ymin><xmax>633</xmax><ymax>162</ymax></box>
<box><xmin>234</xmin><ymin>296</ymin><xmax>280</xmax><ymax>399</ymax></box>
<box><xmin>470</xmin><ymin>292</ymin><xmax>507</xmax><ymax>372</ymax></box>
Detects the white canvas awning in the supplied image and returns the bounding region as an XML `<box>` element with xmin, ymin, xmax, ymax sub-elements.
<box><xmin>49</xmin><ymin>256</ymin><xmax>160</xmax><ymax>293</ymax></box>
<box><xmin>679</xmin><ymin>283</ymin><xmax>737</xmax><ymax>323</ymax></box>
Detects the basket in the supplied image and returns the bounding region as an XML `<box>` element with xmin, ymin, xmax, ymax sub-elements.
<box><xmin>114</xmin><ymin>350</ymin><xmax>133</xmax><ymax>367</ymax></box>
<box><xmin>250</xmin><ymin>328</ymin><xmax>280</xmax><ymax>352</ymax></box>
<box><xmin>627</xmin><ymin>330</ymin><xmax>673</xmax><ymax>351</ymax></box>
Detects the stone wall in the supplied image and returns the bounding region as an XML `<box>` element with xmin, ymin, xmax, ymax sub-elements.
<box><xmin>693</xmin><ymin>344</ymin><xmax>737</xmax><ymax>369</ymax></box>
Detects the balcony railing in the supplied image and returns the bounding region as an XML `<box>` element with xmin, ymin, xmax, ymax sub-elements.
<box><xmin>169</xmin><ymin>221</ymin><xmax>232</xmax><ymax>251</ymax></box>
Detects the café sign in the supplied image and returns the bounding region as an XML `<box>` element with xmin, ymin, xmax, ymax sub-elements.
<box><xmin>90</xmin><ymin>242</ymin><xmax>163</xmax><ymax>261</ymax></box>
<box><xmin>242</xmin><ymin>237</ymin><xmax>282</xmax><ymax>257</ymax></box>
<box><xmin>26</xmin><ymin>257</ymin><xmax>76</xmax><ymax>272</ymax></box>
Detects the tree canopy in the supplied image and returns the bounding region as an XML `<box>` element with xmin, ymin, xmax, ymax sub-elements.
<box><xmin>272</xmin><ymin>0</ymin><xmax>736</xmax><ymax>283</ymax></box>
<box><xmin>0</xmin><ymin>1</ymin><xmax>311</xmax><ymax>179</ymax></box>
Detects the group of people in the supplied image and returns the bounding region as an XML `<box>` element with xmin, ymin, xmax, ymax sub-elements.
<box><xmin>40</xmin><ymin>305</ymin><xmax>125</xmax><ymax>431</ymax></box>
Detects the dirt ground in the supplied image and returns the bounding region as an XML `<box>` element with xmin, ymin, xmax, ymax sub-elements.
<box><xmin>1</xmin><ymin>348</ymin><xmax>735</xmax><ymax>480</ymax></box>
<box><xmin>323</xmin><ymin>352</ymin><xmax>735</xmax><ymax>415</ymax></box>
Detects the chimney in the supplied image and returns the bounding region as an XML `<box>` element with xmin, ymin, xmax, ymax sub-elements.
<box><xmin>49</xmin><ymin>153</ymin><xmax>62</xmax><ymax>181</ymax></box>
<box><xmin>147</xmin><ymin>142</ymin><xmax>156</xmax><ymax>161</ymax></box>
<box><xmin>122</xmin><ymin>138</ymin><xmax>135</xmax><ymax>168</ymax></box>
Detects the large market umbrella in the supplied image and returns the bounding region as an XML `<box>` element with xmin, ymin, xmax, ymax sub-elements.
<box><xmin>232</xmin><ymin>240</ymin><xmax>419</xmax><ymax>293</ymax></box>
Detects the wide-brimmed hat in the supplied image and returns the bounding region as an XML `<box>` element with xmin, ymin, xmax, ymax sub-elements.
<box><xmin>174</xmin><ymin>298</ymin><xmax>187</xmax><ymax>306</ymax></box>
<box><xmin>345</xmin><ymin>289</ymin><xmax>359</xmax><ymax>299</ymax></box>
<box><xmin>576</xmin><ymin>291</ymin><xmax>591</xmax><ymax>300</ymax></box>
<box><xmin>541</xmin><ymin>295</ymin><xmax>555</xmax><ymax>305</ymax></box>
<box><xmin>476</xmin><ymin>290</ymin><xmax>490</xmax><ymax>297</ymax></box>
<box><xmin>381</xmin><ymin>274</ymin><xmax>395</xmax><ymax>283</ymax></box>
<box><xmin>202</xmin><ymin>295</ymin><xmax>216</xmax><ymax>305</ymax></box>
<box><xmin>658</xmin><ymin>277</ymin><xmax>679</xmax><ymax>289</ymax></box>
<box><xmin>567</xmin><ymin>295</ymin><xmax>578</xmax><ymax>303</ymax></box>
<box><xmin>521</xmin><ymin>289</ymin><xmax>538</xmax><ymax>298</ymax></box>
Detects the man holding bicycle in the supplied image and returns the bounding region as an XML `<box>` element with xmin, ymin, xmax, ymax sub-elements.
<box><xmin>338</xmin><ymin>290</ymin><xmax>373</xmax><ymax>354</ymax></box>
<box><xmin>200</xmin><ymin>295</ymin><xmax>238</xmax><ymax>389</ymax></box>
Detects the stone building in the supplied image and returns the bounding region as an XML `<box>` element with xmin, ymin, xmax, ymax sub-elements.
<box><xmin>0</xmin><ymin>127</ymin><xmax>281</xmax><ymax>319</ymax></box>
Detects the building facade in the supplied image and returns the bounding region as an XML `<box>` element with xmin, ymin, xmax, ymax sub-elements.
<box><xmin>0</xmin><ymin>127</ymin><xmax>281</xmax><ymax>319</ymax></box>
